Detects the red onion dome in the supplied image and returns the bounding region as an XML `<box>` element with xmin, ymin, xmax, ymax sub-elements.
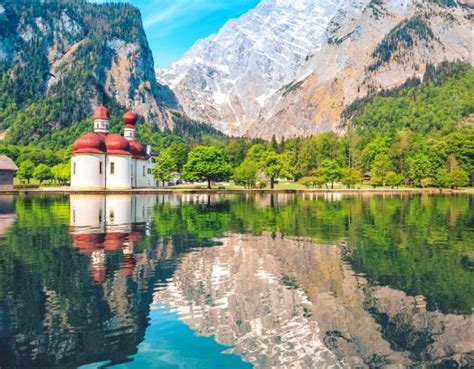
<box><xmin>92</xmin><ymin>105</ymin><xmax>110</xmax><ymax>120</ymax></box>
<box><xmin>103</xmin><ymin>232</ymin><xmax>125</xmax><ymax>251</ymax></box>
<box><xmin>123</xmin><ymin>110</ymin><xmax>137</xmax><ymax>127</ymax></box>
<box><xmin>73</xmin><ymin>133</ymin><xmax>106</xmax><ymax>154</ymax></box>
<box><xmin>129</xmin><ymin>141</ymin><xmax>145</xmax><ymax>159</ymax></box>
<box><xmin>72</xmin><ymin>234</ymin><xmax>103</xmax><ymax>254</ymax></box>
<box><xmin>105</xmin><ymin>133</ymin><xmax>131</xmax><ymax>155</ymax></box>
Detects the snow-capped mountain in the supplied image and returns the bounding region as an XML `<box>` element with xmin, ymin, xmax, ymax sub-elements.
<box><xmin>158</xmin><ymin>0</ymin><xmax>473</xmax><ymax>139</ymax></box>
<box><xmin>157</xmin><ymin>0</ymin><xmax>348</xmax><ymax>136</ymax></box>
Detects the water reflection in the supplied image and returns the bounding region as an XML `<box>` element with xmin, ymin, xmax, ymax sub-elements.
<box><xmin>70</xmin><ymin>195</ymin><xmax>156</xmax><ymax>283</ymax></box>
<box><xmin>153</xmin><ymin>233</ymin><xmax>473</xmax><ymax>368</ymax></box>
<box><xmin>0</xmin><ymin>193</ymin><xmax>472</xmax><ymax>368</ymax></box>
<box><xmin>0</xmin><ymin>195</ymin><xmax>16</xmax><ymax>236</ymax></box>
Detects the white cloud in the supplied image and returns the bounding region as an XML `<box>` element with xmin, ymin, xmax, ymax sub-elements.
<box><xmin>142</xmin><ymin>0</ymin><xmax>250</xmax><ymax>28</ymax></box>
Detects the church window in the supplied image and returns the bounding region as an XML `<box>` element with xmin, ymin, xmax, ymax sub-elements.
<box><xmin>111</xmin><ymin>162</ymin><xmax>115</xmax><ymax>174</ymax></box>
<box><xmin>99</xmin><ymin>162</ymin><xmax>103</xmax><ymax>174</ymax></box>
<box><xmin>143</xmin><ymin>165</ymin><xmax>145</xmax><ymax>176</ymax></box>
<box><xmin>73</xmin><ymin>162</ymin><xmax>76</xmax><ymax>175</ymax></box>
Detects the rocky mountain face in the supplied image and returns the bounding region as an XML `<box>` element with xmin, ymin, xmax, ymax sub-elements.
<box><xmin>159</xmin><ymin>0</ymin><xmax>473</xmax><ymax>139</ymax></box>
<box><xmin>0</xmin><ymin>0</ymin><xmax>180</xmax><ymax>142</ymax></box>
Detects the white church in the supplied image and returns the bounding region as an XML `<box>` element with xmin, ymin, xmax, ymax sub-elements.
<box><xmin>71</xmin><ymin>105</ymin><xmax>156</xmax><ymax>189</ymax></box>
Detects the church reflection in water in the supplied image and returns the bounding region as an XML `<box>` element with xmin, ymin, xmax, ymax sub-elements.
<box><xmin>70</xmin><ymin>195</ymin><xmax>156</xmax><ymax>284</ymax></box>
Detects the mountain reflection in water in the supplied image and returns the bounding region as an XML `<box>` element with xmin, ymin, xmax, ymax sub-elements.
<box><xmin>0</xmin><ymin>193</ymin><xmax>472</xmax><ymax>368</ymax></box>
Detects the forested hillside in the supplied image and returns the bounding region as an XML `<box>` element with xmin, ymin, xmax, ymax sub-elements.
<box><xmin>0</xmin><ymin>0</ymin><xmax>181</xmax><ymax>146</ymax></box>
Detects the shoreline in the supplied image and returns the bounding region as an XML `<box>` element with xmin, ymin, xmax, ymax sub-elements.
<box><xmin>1</xmin><ymin>187</ymin><xmax>473</xmax><ymax>196</ymax></box>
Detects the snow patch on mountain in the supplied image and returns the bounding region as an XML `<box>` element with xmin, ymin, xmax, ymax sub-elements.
<box><xmin>157</xmin><ymin>0</ymin><xmax>348</xmax><ymax>135</ymax></box>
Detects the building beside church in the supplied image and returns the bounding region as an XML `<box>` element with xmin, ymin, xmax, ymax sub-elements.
<box><xmin>71</xmin><ymin>105</ymin><xmax>156</xmax><ymax>189</ymax></box>
<box><xmin>0</xmin><ymin>155</ymin><xmax>18</xmax><ymax>190</ymax></box>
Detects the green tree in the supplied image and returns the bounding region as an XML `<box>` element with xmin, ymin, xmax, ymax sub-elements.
<box><xmin>233</xmin><ymin>160</ymin><xmax>259</xmax><ymax>188</ymax></box>
<box><xmin>33</xmin><ymin>164</ymin><xmax>52</xmax><ymax>185</ymax></box>
<box><xmin>448</xmin><ymin>168</ymin><xmax>469</xmax><ymax>189</ymax></box>
<box><xmin>341</xmin><ymin>167</ymin><xmax>362</xmax><ymax>188</ymax></box>
<box><xmin>51</xmin><ymin>163</ymin><xmax>70</xmax><ymax>185</ymax></box>
<box><xmin>168</xmin><ymin>142</ymin><xmax>188</xmax><ymax>171</ymax></box>
<box><xmin>182</xmin><ymin>146</ymin><xmax>232</xmax><ymax>189</ymax></box>
<box><xmin>246</xmin><ymin>144</ymin><xmax>273</xmax><ymax>164</ymax></box>
<box><xmin>152</xmin><ymin>150</ymin><xmax>177</xmax><ymax>186</ymax></box>
<box><xmin>16</xmin><ymin>160</ymin><xmax>35</xmax><ymax>183</ymax></box>
<box><xmin>385</xmin><ymin>171</ymin><xmax>402</xmax><ymax>188</ymax></box>
<box><xmin>370</xmin><ymin>175</ymin><xmax>383</xmax><ymax>188</ymax></box>
<box><xmin>261</xmin><ymin>152</ymin><xmax>293</xmax><ymax>189</ymax></box>
<box><xmin>370</xmin><ymin>153</ymin><xmax>392</xmax><ymax>186</ymax></box>
<box><xmin>405</xmin><ymin>153</ymin><xmax>432</xmax><ymax>186</ymax></box>
<box><xmin>319</xmin><ymin>159</ymin><xmax>342</xmax><ymax>189</ymax></box>
<box><xmin>433</xmin><ymin>168</ymin><xmax>449</xmax><ymax>188</ymax></box>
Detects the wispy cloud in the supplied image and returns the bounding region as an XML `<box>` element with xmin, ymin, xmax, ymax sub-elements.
<box><xmin>142</xmin><ymin>0</ymin><xmax>252</xmax><ymax>28</ymax></box>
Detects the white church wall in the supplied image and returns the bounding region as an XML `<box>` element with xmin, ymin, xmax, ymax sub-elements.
<box><xmin>134</xmin><ymin>158</ymin><xmax>156</xmax><ymax>188</ymax></box>
<box><xmin>71</xmin><ymin>154</ymin><xmax>105</xmax><ymax>189</ymax></box>
<box><xmin>106</xmin><ymin>155</ymin><xmax>132</xmax><ymax>189</ymax></box>
<box><xmin>135</xmin><ymin>159</ymin><xmax>149</xmax><ymax>188</ymax></box>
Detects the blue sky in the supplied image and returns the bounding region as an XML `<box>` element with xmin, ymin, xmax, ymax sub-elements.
<box><xmin>91</xmin><ymin>0</ymin><xmax>260</xmax><ymax>68</ymax></box>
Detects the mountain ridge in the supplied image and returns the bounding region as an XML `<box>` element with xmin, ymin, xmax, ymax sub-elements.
<box><xmin>159</xmin><ymin>0</ymin><xmax>473</xmax><ymax>139</ymax></box>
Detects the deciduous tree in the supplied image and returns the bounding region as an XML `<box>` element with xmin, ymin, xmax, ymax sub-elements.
<box><xmin>152</xmin><ymin>150</ymin><xmax>177</xmax><ymax>187</ymax></box>
<box><xmin>33</xmin><ymin>164</ymin><xmax>52</xmax><ymax>185</ymax></box>
<box><xmin>182</xmin><ymin>146</ymin><xmax>232</xmax><ymax>189</ymax></box>
<box><xmin>342</xmin><ymin>167</ymin><xmax>362</xmax><ymax>188</ymax></box>
<box><xmin>16</xmin><ymin>160</ymin><xmax>35</xmax><ymax>183</ymax></box>
<box><xmin>233</xmin><ymin>159</ymin><xmax>259</xmax><ymax>188</ymax></box>
<box><xmin>319</xmin><ymin>159</ymin><xmax>342</xmax><ymax>189</ymax></box>
<box><xmin>261</xmin><ymin>152</ymin><xmax>293</xmax><ymax>189</ymax></box>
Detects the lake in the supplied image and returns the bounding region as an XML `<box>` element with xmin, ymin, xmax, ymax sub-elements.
<box><xmin>0</xmin><ymin>193</ymin><xmax>472</xmax><ymax>368</ymax></box>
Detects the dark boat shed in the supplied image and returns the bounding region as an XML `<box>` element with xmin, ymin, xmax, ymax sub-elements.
<box><xmin>0</xmin><ymin>155</ymin><xmax>18</xmax><ymax>190</ymax></box>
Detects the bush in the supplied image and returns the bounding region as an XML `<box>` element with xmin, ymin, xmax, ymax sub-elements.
<box><xmin>298</xmin><ymin>176</ymin><xmax>326</xmax><ymax>188</ymax></box>
<box><xmin>257</xmin><ymin>180</ymin><xmax>267</xmax><ymax>189</ymax></box>
<box><xmin>420</xmin><ymin>177</ymin><xmax>433</xmax><ymax>188</ymax></box>
<box><xmin>299</xmin><ymin>177</ymin><xmax>317</xmax><ymax>188</ymax></box>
